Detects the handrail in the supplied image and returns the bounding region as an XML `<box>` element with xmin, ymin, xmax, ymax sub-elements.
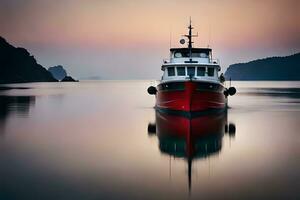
<box><xmin>210</xmin><ymin>59</ymin><xmax>219</xmax><ymax>64</ymax></box>
<box><xmin>163</xmin><ymin>59</ymin><xmax>170</xmax><ymax>63</ymax></box>
<box><xmin>163</xmin><ymin>58</ymin><xmax>220</xmax><ymax>65</ymax></box>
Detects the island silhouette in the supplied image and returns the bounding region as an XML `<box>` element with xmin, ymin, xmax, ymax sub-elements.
<box><xmin>225</xmin><ymin>53</ymin><xmax>300</xmax><ymax>80</ymax></box>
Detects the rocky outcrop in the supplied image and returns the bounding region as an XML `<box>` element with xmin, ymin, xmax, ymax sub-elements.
<box><xmin>48</xmin><ymin>65</ymin><xmax>67</xmax><ymax>81</ymax></box>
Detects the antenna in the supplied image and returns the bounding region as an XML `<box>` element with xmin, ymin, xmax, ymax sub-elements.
<box><xmin>208</xmin><ymin>24</ymin><xmax>211</xmax><ymax>48</ymax></box>
<box><xmin>169</xmin><ymin>26</ymin><xmax>172</xmax><ymax>49</ymax></box>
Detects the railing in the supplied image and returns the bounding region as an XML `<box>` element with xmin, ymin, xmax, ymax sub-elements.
<box><xmin>163</xmin><ymin>58</ymin><xmax>220</xmax><ymax>65</ymax></box>
<box><xmin>210</xmin><ymin>59</ymin><xmax>219</xmax><ymax>64</ymax></box>
<box><xmin>163</xmin><ymin>59</ymin><xmax>170</xmax><ymax>63</ymax></box>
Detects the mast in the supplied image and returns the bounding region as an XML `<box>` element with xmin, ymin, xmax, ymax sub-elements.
<box><xmin>188</xmin><ymin>18</ymin><xmax>193</xmax><ymax>59</ymax></box>
<box><xmin>184</xmin><ymin>18</ymin><xmax>198</xmax><ymax>61</ymax></box>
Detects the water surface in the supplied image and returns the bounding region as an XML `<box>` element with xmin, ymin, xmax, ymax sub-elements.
<box><xmin>0</xmin><ymin>81</ymin><xmax>299</xmax><ymax>200</ymax></box>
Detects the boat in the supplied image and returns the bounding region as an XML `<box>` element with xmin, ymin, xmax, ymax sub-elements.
<box><xmin>148</xmin><ymin>20</ymin><xmax>236</xmax><ymax>116</ymax></box>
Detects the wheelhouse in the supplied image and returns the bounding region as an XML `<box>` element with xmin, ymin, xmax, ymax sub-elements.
<box><xmin>163</xmin><ymin>48</ymin><xmax>219</xmax><ymax>64</ymax></box>
<box><xmin>170</xmin><ymin>48</ymin><xmax>212</xmax><ymax>64</ymax></box>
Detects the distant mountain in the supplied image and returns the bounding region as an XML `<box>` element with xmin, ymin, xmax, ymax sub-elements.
<box><xmin>225</xmin><ymin>53</ymin><xmax>300</xmax><ymax>80</ymax></box>
<box><xmin>0</xmin><ymin>36</ymin><xmax>57</xmax><ymax>84</ymax></box>
<box><xmin>48</xmin><ymin>65</ymin><xmax>67</xmax><ymax>81</ymax></box>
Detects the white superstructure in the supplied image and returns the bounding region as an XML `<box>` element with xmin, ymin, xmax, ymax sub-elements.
<box><xmin>160</xmin><ymin>22</ymin><xmax>222</xmax><ymax>84</ymax></box>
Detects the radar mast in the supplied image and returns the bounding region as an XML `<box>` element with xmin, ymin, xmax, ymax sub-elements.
<box><xmin>184</xmin><ymin>18</ymin><xmax>198</xmax><ymax>61</ymax></box>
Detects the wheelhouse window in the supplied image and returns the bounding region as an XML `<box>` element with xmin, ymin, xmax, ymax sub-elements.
<box><xmin>177</xmin><ymin>67</ymin><xmax>186</xmax><ymax>76</ymax></box>
<box><xmin>167</xmin><ymin>67</ymin><xmax>175</xmax><ymax>76</ymax></box>
<box><xmin>174</xmin><ymin>52</ymin><xmax>182</xmax><ymax>58</ymax></box>
<box><xmin>197</xmin><ymin>67</ymin><xmax>205</xmax><ymax>76</ymax></box>
<box><xmin>191</xmin><ymin>53</ymin><xmax>200</xmax><ymax>57</ymax></box>
<box><xmin>207</xmin><ymin>68</ymin><xmax>215</xmax><ymax>77</ymax></box>
<box><xmin>174</xmin><ymin>51</ymin><xmax>189</xmax><ymax>58</ymax></box>
<box><xmin>187</xmin><ymin>67</ymin><xmax>195</xmax><ymax>76</ymax></box>
<box><xmin>200</xmin><ymin>53</ymin><xmax>208</xmax><ymax>58</ymax></box>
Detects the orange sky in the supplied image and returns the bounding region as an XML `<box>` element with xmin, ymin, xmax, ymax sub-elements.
<box><xmin>1</xmin><ymin>0</ymin><xmax>299</xmax><ymax>79</ymax></box>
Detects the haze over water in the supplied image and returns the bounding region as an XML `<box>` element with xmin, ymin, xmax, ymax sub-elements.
<box><xmin>0</xmin><ymin>81</ymin><xmax>299</xmax><ymax>200</ymax></box>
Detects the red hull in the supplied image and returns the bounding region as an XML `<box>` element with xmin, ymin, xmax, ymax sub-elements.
<box><xmin>156</xmin><ymin>81</ymin><xmax>226</xmax><ymax>112</ymax></box>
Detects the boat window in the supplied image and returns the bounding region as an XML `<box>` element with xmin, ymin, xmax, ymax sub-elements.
<box><xmin>191</xmin><ymin>53</ymin><xmax>201</xmax><ymax>57</ymax></box>
<box><xmin>200</xmin><ymin>53</ymin><xmax>208</xmax><ymax>58</ymax></box>
<box><xmin>187</xmin><ymin>67</ymin><xmax>195</xmax><ymax>76</ymax></box>
<box><xmin>177</xmin><ymin>67</ymin><xmax>186</xmax><ymax>76</ymax></box>
<box><xmin>197</xmin><ymin>67</ymin><xmax>205</xmax><ymax>76</ymax></box>
<box><xmin>174</xmin><ymin>51</ymin><xmax>189</xmax><ymax>57</ymax></box>
<box><xmin>167</xmin><ymin>67</ymin><xmax>175</xmax><ymax>76</ymax></box>
<box><xmin>174</xmin><ymin>52</ymin><xmax>182</xmax><ymax>58</ymax></box>
<box><xmin>207</xmin><ymin>68</ymin><xmax>215</xmax><ymax>76</ymax></box>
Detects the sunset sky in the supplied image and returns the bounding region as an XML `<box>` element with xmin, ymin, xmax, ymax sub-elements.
<box><xmin>1</xmin><ymin>0</ymin><xmax>299</xmax><ymax>79</ymax></box>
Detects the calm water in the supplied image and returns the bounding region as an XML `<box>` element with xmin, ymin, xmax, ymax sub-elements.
<box><xmin>0</xmin><ymin>81</ymin><xmax>299</xmax><ymax>200</ymax></box>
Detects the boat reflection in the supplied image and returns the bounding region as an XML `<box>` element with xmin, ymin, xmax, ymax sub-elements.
<box><xmin>148</xmin><ymin>111</ymin><xmax>236</xmax><ymax>191</ymax></box>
